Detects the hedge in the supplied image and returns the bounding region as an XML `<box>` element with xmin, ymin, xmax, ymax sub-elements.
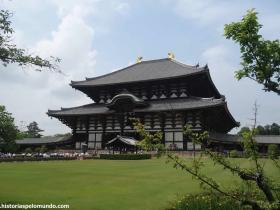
<box><xmin>166</xmin><ymin>193</ymin><xmax>245</xmax><ymax>210</ymax></box>
<box><xmin>0</xmin><ymin>157</ymin><xmax>77</xmax><ymax>163</ymax></box>
<box><xmin>99</xmin><ymin>154</ymin><xmax>152</xmax><ymax>160</ymax></box>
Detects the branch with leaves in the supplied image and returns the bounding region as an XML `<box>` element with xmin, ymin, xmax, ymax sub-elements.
<box><xmin>224</xmin><ymin>9</ymin><xmax>280</xmax><ymax>95</ymax></box>
<box><xmin>132</xmin><ymin>118</ymin><xmax>164</xmax><ymax>153</ymax></box>
<box><xmin>132</xmin><ymin>112</ymin><xmax>280</xmax><ymax>209</ymax></box>
<box><xmin>0</xmin><ymin>10</ymin><xmax>60</xmax><ymax>71</ymax></box>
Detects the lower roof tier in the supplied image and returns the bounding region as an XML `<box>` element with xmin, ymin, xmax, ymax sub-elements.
<box><xmin>47</xmin><ymin>97</ymin><xmax>239</xmax><ymax>133</ymax></box>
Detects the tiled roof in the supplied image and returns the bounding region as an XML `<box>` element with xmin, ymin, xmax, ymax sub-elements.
<box><xmin>71</xmin><ymin>58</ymin><xmax>206</xmax><ymax>87</ymax></box>
<box><xmin>209</xmin><ymin>132</ymin><xmax>280</xmax><ymax>144</ymax></box>
<box><xmin>48</xmin><ymin>97</ymin><xmax>225</xmax><ymax>116</ymax></box>
<box><xmin>106</xmin><ymin>135</ymin><xmax>138</xmax><ymax>146</ymax></box>
<box><xmin>15</xmin><ymin>135</ymin><xmax>72</xmax><ymax>145</ymax></box>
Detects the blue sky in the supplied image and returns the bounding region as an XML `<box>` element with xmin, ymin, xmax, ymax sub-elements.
<box><xmin>1</xmin><ymin>0</ymin><xmax>280</xmax><ymax>134</ymax></box>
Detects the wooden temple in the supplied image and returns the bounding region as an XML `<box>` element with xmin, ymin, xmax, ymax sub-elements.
<box><xmin>47</xmin><ymin>56</ymin><xmax>239</xmax><ymax>151</ymax></box>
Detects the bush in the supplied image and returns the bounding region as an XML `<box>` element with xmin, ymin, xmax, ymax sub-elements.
<box><xmin>99</xmin><ymin>154</ymin><xmax>151</xmax><ymax>160</ymax></box>
<box><xmin>268</xmin><ymin>144</ymin><xmax>279</xmax><ymax>159</ymax></box>
<box><xmin>166</xmin><ymin>193</ymin><xmax>246</xmax><ymax>210</ymax></box>
<box><xmin>34</xmin><ymin>147</ymin><xmax>41</xmax><ymax>153</ymax></box>
<box><xmin>229</xmin><ymin>150</ymin><xmax>239</xmax><ymax>158</ymax></box>
<box><xmin>0</xmin><ymin>157</ymin><xmax>76</xmax><ymax>163</ymax></box>
<box><xmin>40</xmin><ymin>145</ymin><xmax>48</xmax><ymax>153</ymax></box>
<box><xmin>24</xmin><ymin>147</ymin><xmax>32</xmax><ymax>153</ymax></box>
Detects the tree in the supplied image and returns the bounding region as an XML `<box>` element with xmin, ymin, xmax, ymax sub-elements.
<box><xmin>268</xmin><ymin>144</ymin><xmax>279</xmax><ymax>159</ymax></box>
<box><xmin>239</xmin><ymin>123</ymin><xmax>280</xmax><ymax>136</ymax></box>
<box><xmin>0</xmin><ymin>10</ymin><xmax>60</xmax><ymax>71</ymax></box>
<box><xmin>134</xmin><ymin>105</ymin><xmax>280</xmax><ymax>210</ymax></box>
<box><xmin>224</xmin><ymin>9</ymin><xmax>280</xmax><ymax>95</ymax></box>
<box><xmin>0</xmin><ymin>105</ymin><xmax>18</xmax><ymax>152</ymax></box>
<box><xmin>16</xmin><ymin>130</ymin><xmax>29</xmax><ymax>140</ymax></box>
<box><xmin>26</xmin><ymin>121</ymin><xmax>43</xmax><ymax>138</ymax></box>
<box><xmin>257</xmin><ymin>125</ymin><xmax>266</xmax><ymax>135</ymax></box>
<box><xmin>270</xmin><ymin>123</ymin><xmax>280</xmax><ymax>135</ymax></box>
<box><xmin>238</xmin><ymin>126</ymin><xmax>250</xmax><ymax>136</ymax></box>
<box><xmin>132</xmin><ymin>118</ymin><xmax>164</xmax><ymax>152</ymax></box>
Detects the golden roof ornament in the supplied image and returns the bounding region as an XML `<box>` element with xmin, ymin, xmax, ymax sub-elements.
<box><xmin>136</xmin><ymin>56</ymin><xmax>143</xmax><ymax>63</ymax></box>
<box><xmin>168</xmin><ymin>52</ymin><xmax>175</xmax><ymax>59</ymax></box>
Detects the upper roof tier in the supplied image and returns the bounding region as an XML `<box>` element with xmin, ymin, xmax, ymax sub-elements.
<box><xmin>71</xmin><ymin>58</ymin><xmax>207</xmax><ymax>87</ymax></box>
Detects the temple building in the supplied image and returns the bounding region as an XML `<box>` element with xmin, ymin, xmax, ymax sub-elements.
<box><xmin>47</xmin><ymin>56</ymin><xmax>240</xmax><ymax>151</ymax></box>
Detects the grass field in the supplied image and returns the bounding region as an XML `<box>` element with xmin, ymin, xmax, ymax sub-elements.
<box><xmin>0</xmin><ymin>158</ymin><xmax>278</xmax><ymax>210</ymax></box>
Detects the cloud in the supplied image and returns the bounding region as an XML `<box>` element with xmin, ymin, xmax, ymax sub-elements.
<box><xmin>0</xmin><ymin>0</ymin><xmax>133</xmax><ymax>135</ymax></box>
<box><xmin>0</xmin><ymin>1</ymin><xmax>98</xmax><ymax>135</ymax></box>
<box><xmin>172</xmin><ymin>0</ymin><xmax>238</xmax><ymax>25</ymax></box>
<box><xmin>35</xmin><ymin>6</ymin><xmax>97</xmax><ymax>80</ymax></box>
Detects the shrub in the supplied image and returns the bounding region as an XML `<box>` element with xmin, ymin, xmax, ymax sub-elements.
<box><xmin>0</xmin><ymin>157</ymin><xmax>76</xmax><ymax>163</ymax></box>
<box><xmin>268</xmin><ymin>144</ymin><xmax>279</xmax><ymax>159</ymax></box>
<box><xmin>40</xmin><ymin>145</ymin><xmax>48</xmax><ymax>153</ymax></box>
<box><xmin>229</xmin><ymin>149</ymin><xmax>239</xmax><ymax>158</ymax></box>
<box><xmin>99</xmin><ymin>154</ymin><xmax>151</xmax><ymax>160</ymax></box>
<box><xmin>24</xmin><ymin>147</ymin><xmax>32</xmax><ymax>153</ymax></box>
<box><xmin>34</xmin><ymin>147</ymin><xmax>41</xmax><ymax>153</ymax></box>
<box><xmin>166</xmin><ymin>193</ymin><xmax>246</xmax><ymax>210</ymax></box>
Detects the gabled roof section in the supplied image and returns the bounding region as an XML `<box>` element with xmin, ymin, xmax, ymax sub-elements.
<box><xmin>15</xmin><ymin>135</ymin><xmax>72</xmax><ymax>145</ymax></box>
<box><xmin>106</xmin><ymin>135</ymin><xmax>138</xmax><ymax>146</ymax></box>
<box><xmin>71</xmin><ymin>58</ymin><xmax>206</xmax><ymax>87</ymax></box>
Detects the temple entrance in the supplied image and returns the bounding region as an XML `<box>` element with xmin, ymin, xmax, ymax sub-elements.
<box><xmin>106</xmin><ymin>135</ymin><xmax>138</xmax><ymax>154</ymax></box>
<box><xmin>102</xmin><ymin>133</ymin><xmax>119</xmax><ymax>149</ymax></box>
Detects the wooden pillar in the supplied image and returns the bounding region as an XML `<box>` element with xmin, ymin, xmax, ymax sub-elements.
<box><xmin>86</xmin><ymin>116</ymin><xmax>89</xmax><ymax>146</ymax></box>
<box><xmin>72</xmin><ymin>117</ymin><xmax>77</xmax><ymax>149</ymax></box>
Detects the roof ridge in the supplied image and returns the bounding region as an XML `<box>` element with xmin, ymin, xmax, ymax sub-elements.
<box><xmin>170</xmin><ymin>59</ymin><xmax>204</xmax><ymax>70</ymax></box>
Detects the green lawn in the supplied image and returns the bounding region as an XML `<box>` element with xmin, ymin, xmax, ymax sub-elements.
<box><xmin>0</xmin><ymin>158</ymin><xmax>278</xmax><ymax>210</ymax></box>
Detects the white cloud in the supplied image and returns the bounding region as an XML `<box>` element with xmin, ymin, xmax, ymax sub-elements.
<box><xmin>35</xmin><ymin>6</ymin><xmax>97</xmax><ymax>80</ymax></box>
<box><xmin>0</xmin><ymin>1</ymin><xmax>99</xmax><ymax>135</ymax></box>
<box><xmin>0</xmin><ymin>0</ymin><xmax>132</xmax><ymax>135</ymax></box>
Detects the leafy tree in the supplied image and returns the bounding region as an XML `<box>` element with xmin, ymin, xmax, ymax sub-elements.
<box><xmin>224</xmin><ymin>9</ymin><xmax>280</xmax><ymax>95</ymax></box>
<box><xmin>240</xmin><ymin>124</ymin><xmax>280</xmax><ymax>136</ymax></box>
<box><xmin>16</xmin><ymin>130</ymin><xmax>29</xmax><ymax>140</ymax></box>
<box><xmin>132</xmin><ymin>118</ymin><xmax>164</xmax><ymax>152</ymax></box>
<box><xmin>39</xmin><ymin>145</ymin><xmax>48</xmax><ymax>153</ymax></box>
<box><xmin>134</xmin><ymin>106</ymin><xmax>280</xmax><ymax>210</ymax></box>
<box><xmin>24</xmin><ymin>147</ymin><xmax>32</xmax><ymax>154</ymax></box>
<box><xmin>238</xmin><ymin>126</ymin><xmax>250</xmax><ymax>136</ymax></box>
<box><xmin>268</xmin><ymin>144</ymin><xmax>279</xmax><ymax>159</ymax></box>
<box><xmin>264</xmin><ymin>125</ymin><xmax>271</xmax><ymax>135</ymax></box>
<box><xmin>0</xmin><ymin>105</ymin><xmax>18</xmax><ymax>152</ymax></box>
<box><xmin>270</xmin><ymin>123</ymin><xmax>280</xmax><ymax>135</ymax></box>
<box><xmin>26</xmin><ymin>121</ymin><xmax>43</xmax><ymax>138</ymax></box>
<box><xmin>257</xmin><ymin>125</ymin><xmax>266</xmax><ymax>135</ymax></box>
<box><xmin>34</xmin><ymin>147</ymin><xmax>41</xmax><ymax>153</ymax></box>
<box><xmin>0</xmin><ymin>10</ymin><xmax>60</xmax><ymax>71</ymax></box>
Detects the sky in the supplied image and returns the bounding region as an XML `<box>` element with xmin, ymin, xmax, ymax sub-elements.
<box><xmin>1</xmin><ymin>0</ymin><xmax>280</xmax><ymax>135</ymax></box>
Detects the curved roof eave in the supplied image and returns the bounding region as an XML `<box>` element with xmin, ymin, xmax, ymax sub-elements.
<box><xmin>203</xmin><ymin>66</ymin><xmax>222</xmax><ymax>98</ymax></box>
<box><xmin>223</xmin><ymin>102</ymin><xmax>240</xmax><ymax>128</ymax></box>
